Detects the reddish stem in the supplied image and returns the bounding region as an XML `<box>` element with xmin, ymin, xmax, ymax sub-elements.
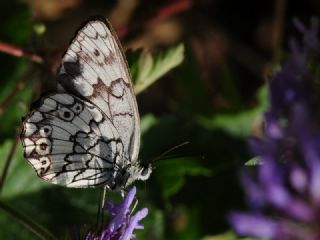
<box><xmin>0</xmin><ymin>41</ymin><xmax>24</xmax><ymax>57</ymax></box>
<box><xmin>0</xmin><ymin>41</ymin><xmax>43</xmax><ymax>63</ymax></box>
<box><xmin>116</xmin><ymin>0</ymin><xmax>192</xmax><ymax>38</ymax></box>
<box><xmin>151</xmin><ymin>0</ymin><xmax>192</xmax><ymax>21</ymax></box>
<box><xmin>0</xmin><ymin>78</ymin><xmax>27</xmax><ymax>113</ymax></box>
<box><xmin>0</xmin><ymin>0</ymin><xmax>192</xmax><ymax>60</ymax></box>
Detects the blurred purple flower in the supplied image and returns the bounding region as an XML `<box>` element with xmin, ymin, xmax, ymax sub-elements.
<box><xmin>86</xmin><ymin>186</ymin><xmax>148</xmax><ymax>240</ymax></box>
<box><xmin>229</xmin><ymin>18</ymin><xmax>320</xmax><ymax>240</ymax></box>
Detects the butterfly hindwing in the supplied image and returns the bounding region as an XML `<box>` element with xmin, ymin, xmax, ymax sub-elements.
<box><xmin>21</xmin><ymin>93</ymin><xmax>127</xmax><ymax>187</ymax></box>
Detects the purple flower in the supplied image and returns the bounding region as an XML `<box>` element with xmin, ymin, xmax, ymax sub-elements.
<box><xmin>229</xmin><ymin>18</ymin><xmax>320</xmax><ymax>240</ymax></box>
<box><xmin>86</xmin><ymin>186</ymin><xmax>148</xmax><ymax>240</ymax></box>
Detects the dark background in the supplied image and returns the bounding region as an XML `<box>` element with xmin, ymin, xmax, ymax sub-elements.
<box><xmin>0</xmin><ymin>0</ymin><xmax>318</xmax><ymax>239</ymax></box>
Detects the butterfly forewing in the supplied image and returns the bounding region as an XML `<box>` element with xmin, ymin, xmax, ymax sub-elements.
<box><xmin>57</xmin><ymin>17</ymin><xmax>140</xmax><ymax>164</ymax></box>
<box><xmin>20</xmin><ymin>17</ymin><xmax>146</xmax><ymax>188</ymax></box>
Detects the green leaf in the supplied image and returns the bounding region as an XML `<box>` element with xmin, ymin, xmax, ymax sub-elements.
<box><xmin>127</xmin><ymin>43</ymin><xmax>185</xmax><ymax>94</ymax></box>
<box><xmin>0</xmin><ymin>201</ymin><xmax>57</xmax><ymax>240</ymax></box>
<box><xmin>138</xmin><ymin>208</ymin><xmax>165</xmax><ymax>240</ymax></box>
<box><xmin>0</xmin><ymin>140</ymin><xmax>51</xmax><ymax>199</ymax></box>
<box><xmin>197</xmin><ymin>85</ymin><xmax>268</xmax><ymax>138</ymax></box>
<box><xmin>140</xmin><ymin>113</ymin><xmax>158</xmax><ymax>135</ymax></box>
<box><xmin>155</xmin><ymin>157</ymin><xmax>211</xmax><ymax>198</ymax></box>
<box><xmin>245</xmin><ymin>157</ymin><xmax>263</xmax><ymax>166</ymax></box>
<box><xmin>0</xmin><ymin>77</ymin><xmax>33</xmax><ymax>141</ymax></box>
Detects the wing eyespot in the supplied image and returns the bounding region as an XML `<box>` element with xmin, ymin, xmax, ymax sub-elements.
<box><xmin>38</xmin><ymin>157</ymin><xmax>51</xmax><ymax>175</ymax></box>
<box><xmin>40</xmin><ymin>126</ymin><xmax>52</xmax><ymax>137</ymax></box>
<box><xmin>40</xmin><ymin>142</ymin><xmax>48</xmax><ymax>150</ymax></box>
<box><xmin>59</xmin><ymin>107</ymin><xmax>74</xmax><ymax>121</ymax></box>
<box><xmin>35</xmin><ymin>138</ymin><xmax>51</xmax><ymax>155</ymax></box>
<box><xmin>72</xmin><ymin>102</ymin><xmax>83</xmax><ymax>114</ymax></box>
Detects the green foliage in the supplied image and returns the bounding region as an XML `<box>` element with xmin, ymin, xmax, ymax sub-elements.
<box><xmin>138</xmin><ymin>208</ymin><xmax>165</xmax><ymax>239</ymax></box>
<box><xmin>140</xmin><ymin>113</ymin><xmax>158</xmax><ymax>135</ymax></box>
<box><xmin>140</xmin><ymin>114</ymin><xmax>212</xmax><ymax>199</ymax></box>
<box><xmin>33</xmin><ymin>23</ymin><xmax>46</xmax><ymax>35</ymax></box>
<box><xmin>219</xmin><ymin>64</ymin><xmax>243</xmax><ymax>108</ymax></box>
<box><xmin>173</xmin><ymin>40</ymin><xmax>213</xmax><ymax>115</ymax></box>
<box><xmin>245</xmin><ymin>157</ymin><xmax>263</xmax><ymax>166</ymax></box>
<box><xmin>0</xmin><ymin>0</ymin><xmax>33</xmax><ymax>141</ymax></box>
<box><xmin>0</xmin><ymin>140</ymin><xmax>51</xmax><ymax>199</ymax></box>
<box><xmin>128</xmin><ymin>43</ymin><xmax>184</xmax><ymax>94</ymax></box>
<box><xmin>168</xmin><ymin>206</ymin><xmax>202</xmax><ymax>240</ymax></box>
<box><xmin>0</xmin><ymin>1</ymin><xmax>32</xmax><ymax>44</ymax></box>
<box><xmin>197</xmin><ymin>86</ymin><xmax>268</xmax><ymax>138</ymax></box>
<box><xmin>0</xmin><ymin>2</ymin><xmax>268</xmax><ymax>239</ymax></box>
<box><xmin>155</xmin><ymin>157</ymin><xmax>211</xmax><ymax>199</ymax></box>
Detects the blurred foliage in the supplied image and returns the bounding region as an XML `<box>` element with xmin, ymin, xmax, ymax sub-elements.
<box><xmin>202</xmin><ymin>231</ymin><xmax>252</xmax><ymax>240</ymax></box>
<box><xmin>245</xmin><ymin>157</ymin><xmax>263</xmax><ymax>166</ymax></box>
<box><xmin>0</xmin><ymin>0</ymin><xmax>282</xmax><ymax>240</ymax></box>
<box><xmin>197</xmin><ymin>86</ymin><xmax>268</xmax><ymax>138</ymax></box>
<box><xmin>128</xmin><ymin>43</ymin><xmax>185</xmax><ymax>95</ymax></box>
<box><xmin>155</xmin><ymin>157</ymin><xmax>211</xmax><ymax>199</ymax></box>
<box><xmin>0</xmin><ymin>0</ymin><xmax>33</xmax><ymax>141</ymax></box>
<box><xmin>173</xmin><ymin>40</ymin><xmax>213</xmax><ymax>116</ymax></box>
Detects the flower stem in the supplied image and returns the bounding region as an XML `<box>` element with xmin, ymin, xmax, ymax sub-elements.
<box><xmin>116</xmin><ymin>0</ymin><xmax>192</xmax><ymax>38</ymax></box>
<box><xmin>0</xmin><ymin>133</ymin><xmax>19</xmax><ymax>193</ymax></box>
<box><xmin>272</xmin><ymin>0</ymin><xmax>286</xmax><ymax>63</ymax></box>
<box><xmin>0</xmin><ymin>200</ymin><xmax>57</xmax><ymax>240</ymax></box>
<box><xmin>0</xmin><ymin>41</ymin><xmax>43</xmax><ymax>64</ymax></box>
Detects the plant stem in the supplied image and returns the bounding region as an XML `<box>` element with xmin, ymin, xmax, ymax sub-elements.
<box><xmin>0</xmin><ymin>41</ymin><xmax>43</xmax><ymax>64</ymax></box>
<box><xmin>272</xmin><ymin>0</ymin><xmax>286</xmax><ymax>63</ymax></box>
<box><xmin>116</xmin><ymin>0</ymin><xmax>192</xmax><ymax>38</ymax></box>
<box><xmin>0</xmin><ymin>77</ymin><xmax>27</xmax><ymax>113</ymax></box>
<box><xmin>150</xmin><ymin>0</ymin><xmax>192</xmax><ymax>21</ymax></box>
<box><xmin>0</xmin><ymin>201</ymin><xmax>57</xmax><ymax>240</ymax></box>
<box><xmin>0</xmin><ymin>133</ymin><xmax>19</xmax><ymax>193</ymax></box>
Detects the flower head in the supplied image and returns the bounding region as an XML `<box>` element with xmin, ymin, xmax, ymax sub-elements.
<box><xmin>86</xmin><ymin>186</ymin><xmax>148</xmax><ymax>240</ymax></box>
<box><xmin>229</xmin><ymin>18</ymin><xmax>320</xmax><ymax>240</ymax></box>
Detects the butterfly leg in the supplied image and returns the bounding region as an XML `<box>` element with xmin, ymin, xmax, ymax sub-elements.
<box><xmin>120</xmin><ymin>188</ymin><xmax>127</xmax><ymax>198</ymax></box>
<box><xmin>120</xmin><ymin>188</ymin><xmax>138</xmax><ymax>214</ymax></box>
<box><xmin>131</xmin><ymin>197</ymin><xmax>138</xmax><ymax>215</ymax></box>
<box><xmin>96</xmin><ymin>185</ymin><xmax>108</xmax><ymax>231</ymax></box>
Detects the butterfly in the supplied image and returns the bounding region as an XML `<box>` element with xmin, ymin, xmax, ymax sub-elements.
<box><xmin>20</xmin><ymin>16</ymin><xmax>152</xmax><ymax>190</ymax></box>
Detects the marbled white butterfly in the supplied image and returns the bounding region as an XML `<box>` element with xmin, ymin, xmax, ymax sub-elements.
<box><xmin>20</xmin><ymin>16</ymin><xmax>152</xmax><ymax>190</ymax></box>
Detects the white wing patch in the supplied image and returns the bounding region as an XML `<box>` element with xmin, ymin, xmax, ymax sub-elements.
<box><xmin>21</xmin><ymin>17</ymin><xmax>151</xmax><ymax>189</ymax></box>
<box><xmin>57</xmin><ymin>19</ymin><xmax>140</xmax><ymax>163</ymax></box>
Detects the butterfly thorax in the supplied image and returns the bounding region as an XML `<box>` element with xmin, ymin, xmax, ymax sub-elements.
<box><xmin>110</xmin><ymin>162</ymin><xmax>152</xmax><ymax>191</ymax></box>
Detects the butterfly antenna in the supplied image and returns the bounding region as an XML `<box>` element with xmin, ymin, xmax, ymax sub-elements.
<box><xmin>151</xmin><ymin>141</ymin><xmax>190</xmax><ymax>164</ymax></box>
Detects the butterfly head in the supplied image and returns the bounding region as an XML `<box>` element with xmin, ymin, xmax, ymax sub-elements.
<box><xmin>114</xmin><ymin>162</ymin><xmax>152</xmax><ymax>190</ymax></box>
